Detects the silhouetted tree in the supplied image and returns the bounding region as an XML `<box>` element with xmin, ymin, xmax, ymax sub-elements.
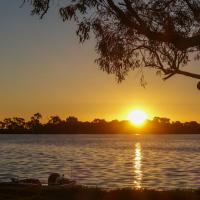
<box><xmin>66</xmin><ymin>116</ymin><xmax>79</xmax><ymax>125</ymax></box>
<box><xmin>31</xmin><ymin>113</ymin><xmax>42</xmax><ymax>121</ymax></box>
<box><xmin>153</xmin><ymin>117</ymin><xmax>170</xmax><ymax>124</ymax></box>
<box><xmin>0</xmin><ymin>113</ymin><xmax>200</xmax><ymax>134</ymax></box>
<box><xmin>48</xmin><ymin>116</ymin><xmax>62</xmax><ymax>125</ymax></box>
<box><xmin>3</xmin><ymin>118</ymin><xmax>14</xmax><ymax>129</ymax></box>
<box><xmin>24</xmin><ymin>0</ymin><xmax>200</xmax><ymax>88</ymax></box>
<box><xmin>92</xmin><ymin>119</ymin><xmax>106</xmax><ymax>124</ymax></box>
<box><xmin>184</xmin><ymin>121</ymin><xmax>199</xmax><ymax>128</ymax></box>
<box><xmin>27</xmin><ymin>113</ymin><xmax>42</xmax><ymax>129</ymax></box>
<box><xmin>0</xmin><ymin>121</ymin><xmax>5</xmax><ymax>129</ymax></box>
<box><xmin>172</xmin><ymin>121</ymin><xmax>183</xmax><ymax>128</ymax></box>
<box><xmin>12</xmin><ymin>117</ymin><xmax>25</xmax><ymax>129</ymax></box>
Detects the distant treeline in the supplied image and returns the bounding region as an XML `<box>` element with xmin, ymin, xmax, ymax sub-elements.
<box><xmin>0</xmin><ymin>113</ymin><xmax>200</xmax><ymax>134</ymax></box>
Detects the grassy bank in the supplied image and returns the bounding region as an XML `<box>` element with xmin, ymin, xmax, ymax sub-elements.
<box><xmin>0</xmin><ymin>185</ymin><xmax>200</xmax><ymax>200</ymax></box>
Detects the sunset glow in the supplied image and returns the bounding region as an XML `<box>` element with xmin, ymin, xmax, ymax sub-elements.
<box><xmin>0</xmin><ymin>2</ymin><xmax>199</xmax><ymax>123</ymax></box>
<box><xmin>128</xmin><ymin>110</ymin><xmax>148</xmax><ymax>126</ymax></box>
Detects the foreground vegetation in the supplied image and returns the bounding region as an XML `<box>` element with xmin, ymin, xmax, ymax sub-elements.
<box><xmin>0</xmin><ymin>185</ymin><xmax>200</xmax><ymax>200</ymax></box>
<box><xmin>0</xmin><ymin>113</ymin><xmax>200</xmax><ymax>134</ymax></box>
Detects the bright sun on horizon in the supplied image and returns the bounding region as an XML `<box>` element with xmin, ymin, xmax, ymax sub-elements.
<box><xmin>128</xmin><ymin>110</ymin><xmax>148</xmax><ymax>126</ymax></box>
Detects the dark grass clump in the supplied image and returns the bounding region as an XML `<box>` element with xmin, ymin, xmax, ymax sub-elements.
<box><xmin>0</xmin><ymin>185</ymin><xmax>200</xmax><ymax>200</ymax></box>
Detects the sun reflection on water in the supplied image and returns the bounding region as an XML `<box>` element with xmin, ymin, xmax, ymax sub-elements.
<box><xmin>134</xmin><ymin>142</ymin><xmax>142</xmax><ymax>188</ymax></box>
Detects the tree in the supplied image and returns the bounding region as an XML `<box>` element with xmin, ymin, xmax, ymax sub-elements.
<box><xmin>153</xmin><ymin>117</ymin><xmax>170</xmax><ymax>124</ymax></box>
<box><xmin>25</xmin><ymin>0</ymin><xmax>200</xmax><ymax>88</ymax></box>
<box><xmin>3</xmin><ymin>118</ymin><xmax>15</xmax><ymax>129</ymax></box>
<box><xmin>31</xmin><ymin>112</ymin><xmax>42</xmax><ymax>122</ymax></box>
<box><xmin>92</xmin><ymin>118</ymin><xmax>106</xmax><ymax>124</ymax></box>
<box><xmin>0</xmin><ymin>121</ymin><xmax>5</xmax><ymax>129</ymax></box>
<box><xmin>12</xmin><ymin>117</ymin><xmax>26</xmax><ymax>129</ymax></box>
<box><xmin>66</xmin><ymin>116</ymin><xmax>79</xmax><ymax>124</ymax></box>
<box><xmin>27</xmin><ymin>113</ymin><xmax>42</xmax><ymax>129</ymax></box>
<box><xmin>48</xmin><ymin>115</ymin><xmax>62</xmax><ymax>125</ymax></box>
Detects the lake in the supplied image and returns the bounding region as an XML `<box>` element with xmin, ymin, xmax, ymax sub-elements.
<box><xmin>0</xmin><ymin>134</ymin><xmax>200</xmax><ymax>189</ymax></box>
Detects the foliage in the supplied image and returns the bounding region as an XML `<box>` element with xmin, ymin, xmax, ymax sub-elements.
<box><xmin>26</xmin><ymin>113</ymin><xmax>42</xmax><ymax>129</ymax></box>
<box><xmin>0</xmin><ymin>113</ymin><xmax>200</xmax><ymax>134</ymax></box>
<box><xmin>23</xmin><ymin>0</ymin><xmax>200</xmax><ymax>88</ymax></box>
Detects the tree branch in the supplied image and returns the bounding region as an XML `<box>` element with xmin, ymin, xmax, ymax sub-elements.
<box><xmin>40</xmin><ymin>0</ymin><xmax>50</xmax><ymax>19</ymax></box>
<box><xmin>107</xmin><ymin>0</ymin><xmax>200</xmax><ymax>50</ymax></box>
<box><xmin>176</xmin><ymin>69</ymin><xmax>200</xmax><ymax>79</ymax></box>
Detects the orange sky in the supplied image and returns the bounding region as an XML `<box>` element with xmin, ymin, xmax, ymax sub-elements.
<box><xmin>0</xmin><ymin>1</ymin><xmax>199</xmax><ymax>123</ymax></box>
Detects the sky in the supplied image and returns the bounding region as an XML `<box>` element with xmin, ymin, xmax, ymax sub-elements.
<box><xmin>0</xmin><ymin>0</ymin><xmax>200</xmax><ymax>122</ymax></box>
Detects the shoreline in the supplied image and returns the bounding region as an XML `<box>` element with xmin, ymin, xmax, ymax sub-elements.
<box><xmin>0</xmin><ymin>131</ymin><xmax>200</xmax><ymax>135</ymax></box>
<box><xmin>0</xmin><ymin>185</ymin><xmax>200</xmax><ymax>200</ymax></box>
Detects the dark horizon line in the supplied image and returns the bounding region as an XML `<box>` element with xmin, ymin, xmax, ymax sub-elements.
<box><xmin>1</xmin><ymin>114</ymin><xmax>200</xmax><ymax>135</ymax></box>
<box><xmin>0</xmin><ymin>113</ymin><xmax>200</xmax><ymax>124</ymax></box>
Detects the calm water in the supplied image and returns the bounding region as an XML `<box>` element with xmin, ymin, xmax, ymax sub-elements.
<box><xmin>0</xmin><ymin>134</ymin><xmax>200</xmax><ymax>189</ymax></box>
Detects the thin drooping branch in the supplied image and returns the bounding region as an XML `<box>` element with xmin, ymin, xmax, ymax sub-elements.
<box><xmin>136</xmin><ymin>45</ymin><xmax>200</xmax><ymax>80</ymax></box>
<box><xmin>40</xmin><ymin>0</ymin><xmax>50</xmax><ymax>19</ymax></box>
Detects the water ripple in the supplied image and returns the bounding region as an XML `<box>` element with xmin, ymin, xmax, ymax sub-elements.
<box><xmin>0</xmin><ymin>134</ymin><xmax>200</xmax><ymax>189</ymax></box>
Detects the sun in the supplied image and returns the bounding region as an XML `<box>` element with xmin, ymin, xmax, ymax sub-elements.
<box><xmin>128</xmin><ymin>110</ymin><xmax>148</xmax><ymax>126</ymax></box>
